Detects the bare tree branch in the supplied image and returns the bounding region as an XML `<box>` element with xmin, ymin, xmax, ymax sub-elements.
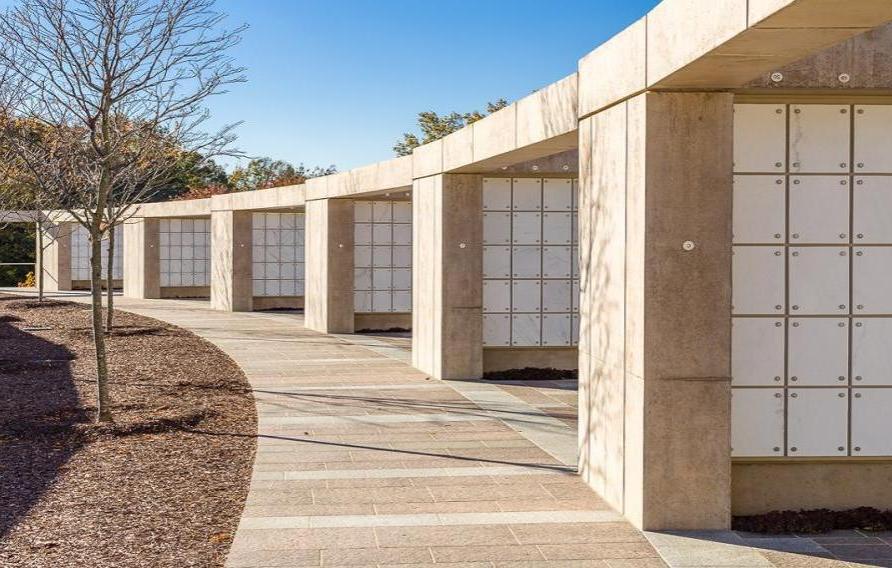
<box><xmin>0</xmin><ymin>0</ymin><xmax>246</xmax><ymax>422</ymax></box>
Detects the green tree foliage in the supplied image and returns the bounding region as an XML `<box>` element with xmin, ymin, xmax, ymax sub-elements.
<box><xmin>393</xmin><ymin>99</ymin><xmax>509</xmax><ymax>157</ymax></box>
<box><xmin>228</xmin><ymin>158</ymin><xmax>336</xmax><ymax>192</ymax></box>
<box><xmin>151</xmin><ymin>151</ymin><xmax>230</xmax><ymax>201</ymax></box>
<box><xmin>0</xmin><ymin>225</ymin><xmax>34</xmax><ymax>286</ymax></box>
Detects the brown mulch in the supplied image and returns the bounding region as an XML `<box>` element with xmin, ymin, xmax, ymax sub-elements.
<box><xmin>733</xmin><ymin>507</ymin><xmax>892</xmax><ymax>534</ymax></box>
<box><xmin>483</xmin><ymin>367</ymin><xmax>578</xmax><ymax>382</ymax></box>
<box><xmin>0</xmin><ymin>296</ymin><xmax>257</xmax><ymax>567</ymax></box>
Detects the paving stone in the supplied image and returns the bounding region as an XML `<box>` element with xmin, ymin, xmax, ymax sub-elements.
<box><xmin>224</xmin><ymin>549</ymin><xmax>322</xmax><ymax>567</ymax></box>
<box><xmin>739</xmin><ymin>537</ymin><xmax>832</xmax><ymax>555</ymax></box>
<box><xmin>375</xmin><ymin>525</ymin><xmax>519</xmax><ymax>547</ymax></box>
<box><xmin>229</xmin><ymin>527</ymin><xmax>377</xmax><ymax>552</ymax></box>
<box><xmin>432</xmin><ymin>545</ymin><xmax>546</xmax><ymax>562</ymax></box>
<box><xmin>824</xmin><ymin>544</ymin><xmax>892</xmax><ymax>559</ymax></box>
<box><xmin>321</xmin><ymin>547</ymin><xmax>433</xmax><ymax>566</ymax></box>
<box><xmin>58</xmin><ymin>297</ymin><xmax>665</xmax><ymax>568</ymax></box>
<box><xmin>538</xmin><ymin>543</ymin><xmax>660</xmax><ymax>561</ymax></box>
<box><xmin>496</xmin><ymin>562</ymin><xmax>611</xmax><ymax>568</ymax></box>
<box><xmin>374</xmin><ymin>501</ymin><xmax>506</xmax><ymax>515</ymax></box>
<box><xmin>511</xmin><ymin>522</ymin><xmax>647</xmax><ymax>545</ymax></box>
<box><xmin>603</xmin><ymin>560</ymin><xmax>668</xmax><ymax>568</ymax></box>
<box><xmin>758</xmin><ymin>550</ymin><xmax>855</xmax><ymax>567</ymax></box>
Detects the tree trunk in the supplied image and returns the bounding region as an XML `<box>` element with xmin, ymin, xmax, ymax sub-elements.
<box><xmin>105</xmin><ymin>225</ymin><xmax>115</xmax><ymax>333</ymax></box>
<box><xmin>90</xmin><ymin>227</ymin><xmax>113</xmax><ymax>422</ymax></box>
<box><xmin>36</xmin><ymin>221</ymin><xmax>44</xmax><ymax>303</ymax></box>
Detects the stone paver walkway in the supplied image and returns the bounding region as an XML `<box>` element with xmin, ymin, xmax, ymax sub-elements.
<box><xmin>7</xmin><ymin>289</ymin><xmax>886</xmax><ymax>567</ymax></box>
<box><xmin>65</xmin><ymin>296</ymin><xmax>665</xmax><ymax>568</ymax></box>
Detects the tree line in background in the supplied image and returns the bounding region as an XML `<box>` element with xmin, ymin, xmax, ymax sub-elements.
<box><xmin>166</xmin><ymin>155</ymin><xmax>336</xmax><ymax>201</ymax></box>
<box><xmin>393</xmin><ymin>99</ymin><xmax>508</xmax><ymax>157</ymax></box>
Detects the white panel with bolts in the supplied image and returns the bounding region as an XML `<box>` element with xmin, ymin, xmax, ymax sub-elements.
<box><xmin>854</xmin><ymin>106</ymin><xmax>892</xmax><ymax>173</ymax></box>
<box><xmin>543</xmin><ymin>178</ymin><xmax>573</xmax><ymax>211</ymax></box>
<box><xmin>789</xmin><ymin>105</ymin><xmax>851</xmax><ymax>174</ymax></box>
<box><xmin>542</xmin><ymin>313</ymin><xmax>572</xmax><ymax>346</ymax></box>
<box><xmin>851</xmin><ymin>389</ymin><xmax>892</xmax><ymax>456</ymax></box>
<box><xmin>731</xmin><ymin>318</ymin><xmax>785</xmax><ymax>387</ymax></box>
<box><xmin>482</xmin><ymin>177</ymin><xmax>511</xmax><ymax>211</ymax></box>
<box><xmin>788</xmin><ymin>176</ymin><xmax>850</xmax><ymax>244</ymax></box>
<box><xmin>732</xmin><ymin>175</ymin><xmax>785</xmax><ymax>244</ymax></box>
<box><xmin>731</xmin><ymin>389</ymin><xmax>784</xmax><ymax>457</ymax></box>
<box><xmin>483</xmin><ymin>314</ymin><xmax>511</xmax><ymax>346</ymax></box>
<box><xmin>511</xmin><ymin>314</ymin><xmax>541</xmax><ymax>347</ymax></box>
<box><xmin>787</xmin><ymin>389</ymin><xmax>849</xmax><ymax>457</ymax></box>
<box><xmin>852</xmin><ymin>319</ymin><xmax>892</xmax><ymax>386</ymax></box>
<box><xmin>354</xmin><ymin>201</ymin><xmax>411</xmax><ymax>313</ymax></box>
<box><xmin>787</xmin><ymin>318</ymin><xmax>849</xmax><ymax>387</ymax></box>
<box><xmin>71</xmin><ymin>224</ymin><xmax>124</xmax><ymax>281</ymax></box>
<box><xmin>483</xmin><ymin>246</ymin><xmax>511</xmax><ymax>278</ymax></box>
<box><xmin>482</xmin><ymin>177</ymin><xmax>578</xmax><ymax>347</ymax></box>
<box><xmin>732</xmin><ymin>103</ymin><xmax>892</xmax><ymax>458</ymax></box>
<box><xmin>252</xmin><ymin>213</ymin><xmax>305</xmax><ymax>297</ymax></box>
<box><xmin>788</xmin><ymin>247</ymin><xmax>849</xmax><ymax>315</ymax></box>
<box><xmin>731</xmin><ymin>246</ymin><xmax>785</xmax><ymax>315</ymax></box>
<box><xmin>853</xmin><ymin>177</ymin><xmax>892</xmax><ymax>243</ymax></box>
<box><xmin>733</xmin><ymin>104</ymin><xmax>786</xmax><ymax>173</ymax></box>
<box><xmin>853</xmin><ymin>247</ymin><xmax>892</xmax><ymax>314</ymax></box>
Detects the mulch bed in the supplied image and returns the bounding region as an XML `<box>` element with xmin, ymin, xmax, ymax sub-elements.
<box><xmin>0</xmin><ymin>296</ymin><xmax>257</xmax><ymax>567</ymax></box>
<box><xmin>483</xmin><ymin>367</ymin><xmax>578</xmax><ymax>381</ymax></box>
<box><xmin>733</xmin><ymin>507</ymin><xmax>892</xmax><ymax>534</ymax></box>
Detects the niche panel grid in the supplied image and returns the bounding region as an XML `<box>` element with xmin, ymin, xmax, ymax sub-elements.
<box><xmin>482</xmin><ymin>177</ymin><xmax>579</xmax><ymax>347</ymax></box>
<box><xmin>252</xmin><ymin>212</ymin><xmax>305</xmax><ymax>297</ymax></box>
<box><xmin>159</xmin><ymin>218</ymin><xmax>210</xmax><ymax>287</ymax></box>
<box><xmin>354</xmin><ymin>201</ymin><xmax>412</xmax><ymax>313</ymax></box>
<box><xmin>732</xmin><ymin>103</ymin><xmax>892</xmax><ymax>458</ymax></box>
<box><xmin>70</xmin><ymin>224</ymin><xmax>123</xmax><ymax>280</ymax></box>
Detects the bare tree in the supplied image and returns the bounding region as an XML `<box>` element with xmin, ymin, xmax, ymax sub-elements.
<box><xmin>0</xmin><ymin>0</ymin><xmax>245</xmax><ymax>422</ymax></box>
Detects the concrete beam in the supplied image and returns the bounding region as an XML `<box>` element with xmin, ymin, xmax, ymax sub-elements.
<box><xmin>135</xmin><ymin>198</ymin><xmax>212</xmax><ymax>218</ymax></box>
<box><xmin>435</xmin><ymin>75</ymin><xmax>579</xmax><ymax>175</ymax></box>
<box><xmin>306</xmin><ymin>157</ymin><xmax>413</xmax><ymax>201</ymax></box>
<box><xmin>211</xmin><ymin>184</ymin><xmax>305</xmax><ymax>212</ymax></box>
<box><xmin>743</xmin><ymin>22</ymin><xmax>892</xmax><ymax>89</ymax></box>
<box><xmin>577</xmin><ymin>0</ymin><xmax>892</xmax><ymax>118</ymax></box>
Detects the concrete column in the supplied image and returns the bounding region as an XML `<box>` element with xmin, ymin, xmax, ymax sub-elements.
<box><xmin>36</xmin><ymin>222</ymin><xmax>72</xmax><ymax>292</ymax></box>
<box><xmin>304</xmin><ymin>199</ymin><xmax>354</xmax><ymax>333</ymax></box>
<box><xmin>578</xmin><ymin>91</ymin><xmax>733</xmax><ymax>530</ymax></box>
<box><xmin>122</xmin><ymin>218</ymin><xmax>160</xmax><ymax>299</ymax></box>
<box><xmin>411</xmin><ymin>174</ymin><xmax>483</xmax><ymax>380</ymax></box>
<box><xmin>210</xmin><ymin>210</ymin><xmax>253</xmax><ymax>312</ymax></box>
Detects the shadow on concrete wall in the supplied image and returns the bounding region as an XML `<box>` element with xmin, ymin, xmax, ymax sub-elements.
<box><xmin>0</xmin><ymin>303</ymin><xmax>81</xmax><ymax>539</ymax></box>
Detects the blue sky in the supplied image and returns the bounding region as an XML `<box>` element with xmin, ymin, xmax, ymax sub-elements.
<box><xmin>207</xmin><ymin>0</ymin><xmax>661</xmax><ymax>171</ymax></box>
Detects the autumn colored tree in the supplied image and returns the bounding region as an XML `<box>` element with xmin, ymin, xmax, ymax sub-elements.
<box><xmin>174</xmin><ymin>183</ymin><xmax>231</xmax><ymax>200</ymax></box>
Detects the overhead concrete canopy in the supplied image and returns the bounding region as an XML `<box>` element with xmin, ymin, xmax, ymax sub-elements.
<box><xmin>577</xmin><ymin>0</ymin><xmax>892</xmax><ymax>116</ymax></box>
